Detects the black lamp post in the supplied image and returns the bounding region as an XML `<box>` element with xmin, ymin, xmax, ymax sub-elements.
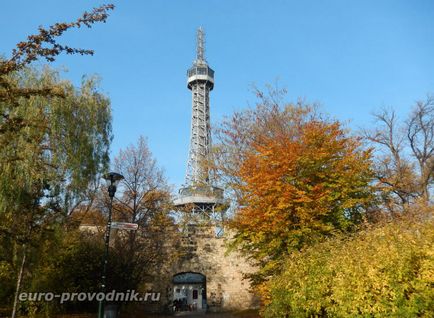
<box><xmin>98</xmin><ymin>172</ymin><xmax>124</xmax><ymax>318</ymax></box>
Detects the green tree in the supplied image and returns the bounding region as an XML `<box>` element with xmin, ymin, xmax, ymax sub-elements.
<box><xmin>0</xmin><ymin>67</ymin><xmax>112</xmax><ymax>316</ymax></box>
<box><xmin>29</xmin><ymin>229</ymin><xmax>105</xmax><ymax>315</ymax></box>
<box><xmin>0</xmin><ymin>5</ymin><xmax>114</xmax><ymax>316</ymax></box>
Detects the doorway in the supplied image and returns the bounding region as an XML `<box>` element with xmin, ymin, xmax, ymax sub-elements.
<box><xmin>172</xmin><ymin>272</ymin><xmax>206</xmax><ymax>312</ymax></box>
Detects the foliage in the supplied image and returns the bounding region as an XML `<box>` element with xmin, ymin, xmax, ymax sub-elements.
<box><xmin>13</xmin><ymin>226</ymin><xmax>171</xmax><ymax>315</ymax></box>
<box><xmin>263</xmin><ymin>209</ymin><xmax>434</xmax><ymax>318</ymax></box>
<box><xmin>25</xmin><ymin>229</ymin><xmax>104</xmax><ymax>315</ymax></box>
<box><xmin>366</xmin><ymin>96</ymin><xmax>434</xmax><ymax>212</ymax></box>
<box><xmin>213</xmin><ymin>89</ymin><xmax>375</xmax><ymax>283</ymax></box>
<box><xmin>0</xmin><ymin>66</ymin><xmax>111</xmax><ymax>241</ymax></box>
<box><xmin>108</xmin><ymin>136</ymin><xmax>179</xmax><ymax>291</ymax></box>
<box><xmin>0</xmin><ymin>2</ymin><xmax>115</xmax><ymax>244</ymax></box>
<box><xmin>113</xmin><ymin>136</ymin><xmax>172</xmax><ymax>228</ymax></box>
<box><xmin>0</xmin><ymin>4</ymin><xmax>114</xmax><ymax>102</ymax></box>
<box><xmin>0</xmin><ymin>66</ymin><xmax>111</xmax><ymax>314</ymax></box>
<box><xmin>0</xmin><ymin>5</ymin><xmax>115</xmax><ymax>316</ymax></box>
<box><xmin>0</xmin><ymin>236</ymin><xmax>15</xmax><ymax>304</ymax></box>
<box><xmin>11</xmin><ymin>137</ymin><xmax>179</xmax><ymax>316</ymax></box>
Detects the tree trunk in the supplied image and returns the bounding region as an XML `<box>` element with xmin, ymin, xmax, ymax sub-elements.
<box><xmin>11</xmin><ymin>244</ymin><xmax>26</xmax><ymax>318</ymax></box>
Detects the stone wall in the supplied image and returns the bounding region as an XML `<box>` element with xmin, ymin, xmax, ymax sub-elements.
<box><xmin>80</xmin><ymin>222</ymin><xmax>260</xmax><ymax>313</ymax></box>
<box><xmin>146</xmin><ymin>224</ymin><xmax>259</xmax><ymax>312</ymax></box>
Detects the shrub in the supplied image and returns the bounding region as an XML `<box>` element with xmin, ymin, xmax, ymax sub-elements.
<box><xmin>263</xmin><ymin>214</ymin><xmax>434</xmax><ymax>317</ymax></box>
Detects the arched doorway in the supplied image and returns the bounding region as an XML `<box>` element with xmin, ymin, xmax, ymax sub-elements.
<box><xmin>172</xmin><ymin>272</ymin><xmax>206</xmax><ymax>311</ymax></box>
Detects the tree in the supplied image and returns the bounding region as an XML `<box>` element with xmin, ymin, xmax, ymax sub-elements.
<box><xmin>0</xmin><ymin>66</ymin><xmax>112</xmax><ymax>228</ymax></box>
<box><xmin>0</xmin><ymin>67</ymin><xmax>112</xmax><ymax>317</ymax></box>
<box><xmin>0</xmin><ymin>5</ymin><xmax>114</xmax><ymax>161</ymax></box>
<box><xmin>0</xmin><ymin>3</ymin><xmax>114</xmax><ymax>213</ymax></box>
<box><xmin>366</xmin><ymin>96</ymin><xmax>434</xmax><ymax>212</ymax></box>
<box><xmin>0</xmin><ymin>2</ymin><xmax>116</xmax><ymax>222</ymax></box>
<box><xmin>28</xmin><ymin>229</ymin><xmax>133</xmax><ymax>315</ymax></box>
<box><xmin>108</xmin><ymin>136</ymin><xmax>178</xmax><ymax>292</ymax></box>
<box><xmin>0</xmin><ymin>4</ymin><xmax>114</xmax><ymax>100</ymax></box>
<box><xmin>0</xmin><ymin>5</ymin><xmax>114</xmax><ymax>316</ymax></box>
<box><xmin>407</xmin><ymin>97</ymin><xmax>434</xmax><ymax>202</ymax></box>
<box><xmin>212</xmin><ymin>89</ymin><xmax>374</xmax><ymax>284</ymax></box>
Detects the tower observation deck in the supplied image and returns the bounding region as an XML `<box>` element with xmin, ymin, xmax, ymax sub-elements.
<box><xmin>174</xmin><ymin>28</ymin><xmax>227</xmax><ymax>215</ymax></box>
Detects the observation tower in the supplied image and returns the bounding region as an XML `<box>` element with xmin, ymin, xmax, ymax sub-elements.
<box><xmin>174</xmin><ymin>27</ymin><xmax>226</xmax><ymax>216</ymax></box>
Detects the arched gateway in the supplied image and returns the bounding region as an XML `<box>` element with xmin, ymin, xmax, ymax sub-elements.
<box><xmin>172</xmin><ymin>272</ymin><xmax>206</xmax><ymax>311</ymax></box>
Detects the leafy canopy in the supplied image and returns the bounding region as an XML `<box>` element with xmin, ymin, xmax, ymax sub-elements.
<box><xmin>213</xmin><ymin>91</ymin><xmax>374</xmax><ymax>282</ymax></box>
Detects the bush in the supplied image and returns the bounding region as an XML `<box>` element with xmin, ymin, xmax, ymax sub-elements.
<box><xmin>263</xmin><ymin>214</ymin><xmax>434</xmax><ymax>317</ymax></box>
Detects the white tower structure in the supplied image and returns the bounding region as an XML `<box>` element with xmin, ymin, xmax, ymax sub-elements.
<box><xmin>174</xmin><ymin>27</ymin><xmax>226</xmax><ymax>215</ymax></box>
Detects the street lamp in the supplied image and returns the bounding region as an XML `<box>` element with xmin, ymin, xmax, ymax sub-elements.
<box><xmin>98</xmin><ymin>172</ymin><xmax>124</xmax><ymax>318</ymax></box>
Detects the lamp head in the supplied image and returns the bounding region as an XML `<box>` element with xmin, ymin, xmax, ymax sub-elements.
<box><xmin>103</xmin><ymin>172</ymin><xmax>124</xmax><ymax>198</ymax></box>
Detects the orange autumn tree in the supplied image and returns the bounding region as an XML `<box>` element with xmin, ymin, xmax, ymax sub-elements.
<box><xmin>212</xmin><ymin>90</ymin><xmax>375</xmax><ymax>283</ymax></box>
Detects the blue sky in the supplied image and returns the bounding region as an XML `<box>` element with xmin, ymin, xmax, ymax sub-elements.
<box><xmin>1</xmin><ymin>0</ymin><xmax>433</xmax><ymax>188</ymax></box>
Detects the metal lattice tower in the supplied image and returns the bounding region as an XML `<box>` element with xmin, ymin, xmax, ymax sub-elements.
<box><xmin>186</xmin><ymin>27</ymin><xmax>214</xmax><ymax>185</ymax></box>
<box><xmin>174</xmin><ymin>28</ymin><xmax>227</xmax><ymax>218</ymax></box>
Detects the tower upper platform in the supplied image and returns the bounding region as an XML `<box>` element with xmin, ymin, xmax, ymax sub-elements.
<box><xmin>187</xmin><ymin>65</ymin><xmax>214</xmax><ymax>90</ymax></box>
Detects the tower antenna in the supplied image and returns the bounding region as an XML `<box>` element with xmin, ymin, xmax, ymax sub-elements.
<box><xmin>196</xmin><ymin>27</ymin><xmax>205</xmax><ymax>63</ymax></box>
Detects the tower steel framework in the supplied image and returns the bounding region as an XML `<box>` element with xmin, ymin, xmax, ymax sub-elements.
<box><xmin>174</xmin><ymin>28</ymin><xmax>227</xmax><ymax>218</ymax></box>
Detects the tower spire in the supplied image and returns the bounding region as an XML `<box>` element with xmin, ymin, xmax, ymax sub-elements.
<box><xmin>196</xmin><ymin>27</ymin><xmax>205</xmax><ymax>63</ymax></box>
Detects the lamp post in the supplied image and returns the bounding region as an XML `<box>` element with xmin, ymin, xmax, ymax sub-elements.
<box><xmin>98</xmin><ymin>172</ymin><xmax>124</xmax><ymax>318</ymax></box>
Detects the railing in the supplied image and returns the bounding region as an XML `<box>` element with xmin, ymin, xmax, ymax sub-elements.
<box><xmin>187</xmin><ymin>66</ymin><xmax>214</xmax><ymax>78</ymax></box>
<box><xmin>178</xmin><ymin>185</ymin><xmax>224</xmax><ymax>199</ymax></box>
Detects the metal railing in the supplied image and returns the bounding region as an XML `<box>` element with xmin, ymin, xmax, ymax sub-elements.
<box><xmin>187</xmin><ymin>66</ymin><xmax>214</xmax><ymax>78</ymax></box>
